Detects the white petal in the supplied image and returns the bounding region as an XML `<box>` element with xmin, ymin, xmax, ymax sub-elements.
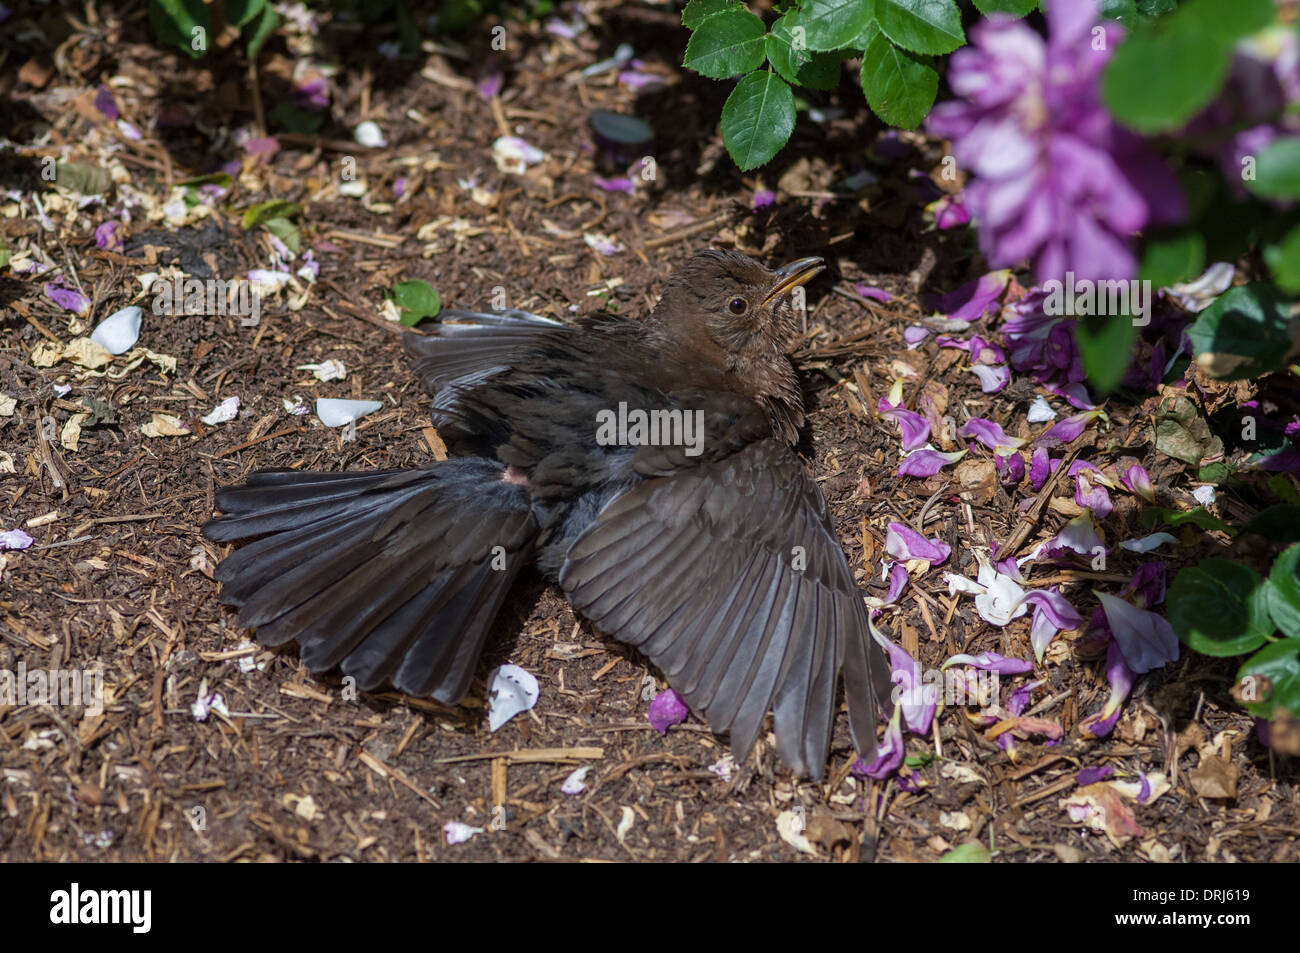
<box><xmin>1120</xmin><ymin>532</ymin><xmax>1177</xmax><ymax>553</ymax></box>
<box><xmin>354</xmin><ymin>121</ymin><xmax>387</xmax><ymax>147</ymax></box>
<box><xmin>315</xmin><ymin>398</ymin><xmax>382</xmax><ymax>427</ymax></box>
<box><xmin>487</xmin><ymin>664</ymin><xmax>539</xmax><ymax>731</ymax></box>
<box><xmin>443</xmin><ymin>821</ymin><xmax>484</xmax><ymax>845</ymax></box>
<box><xmin>90</xmin><ymin>305</ymin><xmax>142</xmax><ymax>355</ymax></box>
<box><xmin>560</xmin><ymin>767</ymin><xmax>589</xmax><ymax>796</ymax></box>
<box><xmin>1027</xmin><ymin>395</ymin><xmax>1057</xmax><ymax>423</ymax></box>
<box><xmin>201</xmin><ymin>396</ymin><xmax>240</xmax><ymax>426</ymax></box>
<box><xmin>1192</xmin><ymin>485</ymin><xmax>1217</xmax><ymax>507</ymax></box>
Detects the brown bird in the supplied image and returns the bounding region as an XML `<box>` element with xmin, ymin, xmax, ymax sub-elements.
<box><xmin>202</xmin><ymin>249</ymin><xmax>891</xmax><ymax>777</ymax></box>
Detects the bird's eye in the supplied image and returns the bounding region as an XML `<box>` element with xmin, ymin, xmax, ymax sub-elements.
<box><xmin>727</xmin><ymin>297</ymin><xmax>749</xmax><ymax>316</ymax></box>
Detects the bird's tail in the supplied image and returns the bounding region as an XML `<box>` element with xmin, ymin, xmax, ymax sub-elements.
<box><xmin>202</xmin><ymin>458</ymin><xmax>537</xmax><ymax>703</ymax></box>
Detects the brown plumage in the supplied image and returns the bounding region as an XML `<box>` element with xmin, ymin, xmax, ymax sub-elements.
<box><xmin>203</xmin><ymin>248</ymin><xmax>891</xmax><ymax>778</ymax></box>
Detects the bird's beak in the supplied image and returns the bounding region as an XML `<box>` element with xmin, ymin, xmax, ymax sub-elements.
<box><xmin>763</xmin><ymin>256</ymin><xmax>825</xmax><ymax>305</ymax></box>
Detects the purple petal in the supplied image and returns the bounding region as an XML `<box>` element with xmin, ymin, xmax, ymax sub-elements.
<box><xmin>971</xmin><ymin>363</ymin><xmax>1010</xmax><ymax>393</ymax></box>
<box><xmin>855</xmin><ymin>282</ymin><xmax>892</xmax><ymax>302</ymax></box>
<box><xmin>752</xmin><ymin>188</ymin><xmax>776</xmax><ymax>209</ymax></box>
<box><xmin>927</xmin><ymin>270</ymin><xmax>1010</xmax><ymax>322</ymax></box>
<box><xmin>1077</xmin><ymin>765</ymin><xmax>1115</xmax><ymax>786</ymax></box>
<box><xmin>885</xmin><ymin>522</ymin><xmax>951</xmax><ymax>565</ymax></box>
<box><xmin>44</xmin><ymin>283</ymin><xmax>91</xmax><ymax>316</ymax></box>
<box><xmin>996</xmin><ymin>451</ymin><xmax>1025</xmax><ymax>485</ymax></box>
<box><xmin>94</xmin><ymin>84</ymin><xmax>119</xmax><ymax>120</ymax></box>
<box><xmin>851</xmin><ymin>708</ymin><xmax>905</xmax><ymax>779</ymax></box>
<box><xmin>593</xmin><ymin>176</ymin><xmax>636</xmax><ymax>194</ymax></box>
<box><xmin>903</xmin><ymin>325</ymin><xmax>931</xmax><ymax>349</ymax></box>
<box><xmin>883</xmin><ymin>562</ymin><xmax>909</xmax><ymax>604</ymax></box>
<box><xmin>1097</xmin><ymin>592</ymin><xmax>1179</xmax><ymax>675</ymax></box>
<box><xmin>95</xmin><ymin>220</ymin><xmax>123</xmax><ymax>252</ymax></box>
<box><xmin>879</xmin><ymin>399</ymin><xmax>931</xmax><ymax>451</ymax></box>
<box><xmin>1035</xmin><ymin>410</ymin><xmax>1102</xmax><ymax>448</ymax></box>
<box><xmin>1007</xmin><ymin>678</ymin><xmax>1045</xmax><ymax>716</ymax></box>
<box><xmin>648</xmin><ymin>689</ymin><xmax>689</xmax><ymax>734</ymax></box>
<box><xmin>897</xmin><ymin>448</ymin><xmax>965</xmax><ymax>478</ymax></box>
<box><xmin>1081</xmin><ymin>640</ymin><xmax>1135</xmax><ymax>738</ymax></box>
<box><xmin>1120</xmin><ymin>462</ymin><xmax>1156</xmax><ymax>502</ymax></box>
<box><xmin>1122</xmin><ymin>561</ymin><xmax>1166</xmax><ymax>609</ymax></box>
<box><xmin>1028</xmin><ymin>447</ymin><xmax>1057</xmax><ymax>491</ymax></box>
<box><xmin>959</xmin><ymin>417</ymin><xmax>1025</xmax><ymax>454</ymax></box>
<box><xmin>1074</xmin><ymin>472</ymin><xmax>1113</xmax><ymax>518</ymax></box>
<box><xmin>0</xmin><ymin>529</ymin><xmax>34</xmax><ymax>550</ymax></box>
<box><xmin>477</xmin><ymin>70</ymin><xmax>504</xmax><ymax>100</ymax></box>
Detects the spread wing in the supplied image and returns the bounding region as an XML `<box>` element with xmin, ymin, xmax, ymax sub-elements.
<box><xmin>558</xmin><ymin>437</ymin><xmax>890</xmax><ymax>778</ymax></box>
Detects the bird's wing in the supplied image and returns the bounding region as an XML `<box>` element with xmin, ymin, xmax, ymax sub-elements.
<box><xmin>558</xmin><ymin>437</ymin><xmax>890</xmax><ymax>778</ymax></box>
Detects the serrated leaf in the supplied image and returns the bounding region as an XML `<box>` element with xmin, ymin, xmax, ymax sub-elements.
<box><xmin>388</xmin><ymin>279</ymin><xmax>442</xmax><ymax>326</ymax></box>
<box><xmin>860</xmin><ymin>32</ymin><xmax>937</xmax><ymax>129</ymax></box>
<box><xmin>241</xmin><ymin>199</ymin><xmax>302</xmax><ymax>229</ymax></box>
<box><xmin>767</xmin><ymin>15</ymin><xmax>843</xmax><ymax>90</ymax></box>
<box><xmin>682</xmin><ymin>0</ymin><xmax>740</xmax><ymax>29</ymax></box>
<box><xmin>1186</xmin><ymin>282</ymin><xmax>1297</xmax><ymax>381</ymax></box>
<box><xmin>871</xmin><ymin>0</ymin><xmax>964</xmax><ymax>56</ymax></box>
<box><xmin>1268</xmin><ymin>543</ymin><xmax>1300</xmax><ymax>639</ymax></box>
<box><xmin>683</xmin><ymin>8</ymin><xmax>767</xmax><ymax>79</ymax></box>
<box><xmin>720</xmin><ymin>71</ymin><xmax>796</xmax><ymax>170</ymax></box>
<box><xmin>787</xmin><ymin>0</ymin><xmax>877</xmax><ymax>52</ymax></box>
<box><xmin>1102</xmin><ymin>0</ymin><xmax>1274</xmax><ymax>134</ymax></box>
<box><xmin>1169</xmin><ymin>560</ymin><xmax>1273</xmax><ymax>657</ymax></box>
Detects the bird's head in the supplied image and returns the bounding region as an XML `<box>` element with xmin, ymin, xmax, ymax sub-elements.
<box><xmin>648</xmin><ymin>248</ymin><xmax>823</xmax><ymax>443</ymax></box>
<box><xmin>652</xmin><ymin>248</ymin><xmax>823</xmax><ymax>357</ymax></box>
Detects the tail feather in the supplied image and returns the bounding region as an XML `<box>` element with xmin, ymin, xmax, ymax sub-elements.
<box><xmin>202</xmin><ymin>458</ymin><xmax>538</xmax><ymax>704</ymax></box>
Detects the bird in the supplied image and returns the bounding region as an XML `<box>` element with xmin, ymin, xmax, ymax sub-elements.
<box><xmin>202</xmin><ymin>248</ymin><xmax>892</xmax><ymax>778</ymax></box>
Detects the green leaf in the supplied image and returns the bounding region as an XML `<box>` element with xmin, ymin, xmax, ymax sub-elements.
<box><xmin>683</xmin><ymin>8</ymin><xmax>767</xmax><ymax>79</ymax></box>
<box><xmin>1186</xmin><ymin>282</ymin><xmax>1297</xmax><ymax>381</ymax></box>
<box><xmin>870</xmin><ymin>0</ymin><xmax>964</xmax><ymax>56</ymax></box>
<box><xmin>1268</xmin><ymin>543</ymin><xmax>1300</xmax><ymax>639</ymax></box>
<box><xmin>787</xmin><ymin>0</ymin><xmax>877</xmax><ymax>52</ymax></box>
<box><xmin>1264</xmin><ymin>222</ymin><xmax>1300</xmax><ymax>294</ymax></box>
<box><xmin>269</xmin><ymin>101</ymin><xmax>324</xmax><ymax>135</ymax></box>
<box><xmin>388</xmin><ymin>279</ymin><xmax>443</xmax><ymax>326</ymax></box>
<box><xmin>1268</xmin><ymin>474</ymin><xmax>1300</xmax><ymax>506</ymax></box>
<box><xmin>1152</xmin><ymin>395</ymin><xmax>1223</xmax><ymax>465</ymax></box>
<box><xmin>1140</xmin><ymin>505</ymin><xmax>1237</xmax><ymax>535</ymax></box>
<box><xmin>241</xmin><ymin>199</ymin><xmax>302</xmax><ymax>229</ymax></box>
<box><xmin>720</xmin><ymin>70</ymin><xmax>796</xmax><ymax>170</ymax></box>
<box><xmin>1102</xmin><ymin>0</ymin><xmax>1274</xmax><ymax>134</ymax></box>
<box><xmin>0</xmin><ymin>240</ymin><xmax>10</xmax><ymax>271</ymax></box>
<box><xmin>1140</xmin><ymin>229</ymin><xmax>1205</xmax><ymax>287</ymax></box>
<box><xmin>938</xmin><ymin>842</ymin><xmax>991</xmax><ymax>863</ymax></box>
<box><xmin>1236</xmin><ymin>638</ymin><xmax>1300</xmax><ymax>718</ymax></box>
<box><xmin>1075</xmin><ymin>315</ymin><xmax>1137</xmax><ymax>394</ymax></box>
<box><xmin>1100</xmin><ymin>0</ymin><xmax>1138</xmax><ymax>22</ymax></box>
<box><xmin>1136</xmin><ymin>0</ymin><xmax>1177</xmax><ymax>18</ymax></box>
<box><xmin>1247</xmin><ymin>137</ymin><xmax>1300</xmax><ymax>200</ymax></box>
<box><xmin>1169</xmin><ymin>560</ymin><xmax>1273</xmax><ymax>657</ymax></box>
<box><xmin>177</xmin><ymin>172</ymin><xmax>235</xmax><ymax>189</ymax></box>
<box><xmin>54</xmin><ymin>162</ymin><xmax>112</xmax><ymax>195</ymax></box>
<box><xmin>264</xmin><ymin>216</ymin><xmax>300</xmax><ymax>255</ymax></box>
<box><xmin>149</xmin><ymin>0</ymin><xmax>211</xmax><ymax>57</ymax></box>
<box><xmin>243</xmin><ymin>4</ymin><xmax>279</xmax><ymax>59</ymax></box>
<box><xmin>682</xmin><ymin>0</ymin><xmax>740</xmax><ymax>29</ymax></box>
<box><xmin>225</xmin><ymin>0</ymin><xmax>267</xmax><ymax>28</ymax></box>
<box><xmin>767</xmin><ymin>15</ymin><xmax>844</xmax><ymax>90</ymax></box>
<box><xmin>860</xmin><ymin>31</ymin><xmax>937</xmax><ymax>129</ymax></box>
<box><xmin>972</xmin><ymin>0</ymin><xmax>1036</xmax><ymax>14</ymax></box>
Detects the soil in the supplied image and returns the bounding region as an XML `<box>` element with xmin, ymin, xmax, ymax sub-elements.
<box><xmin>0</xmin><ymin>1</ymin><xmax>1296</xmax><ymax>863</ymax></box>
